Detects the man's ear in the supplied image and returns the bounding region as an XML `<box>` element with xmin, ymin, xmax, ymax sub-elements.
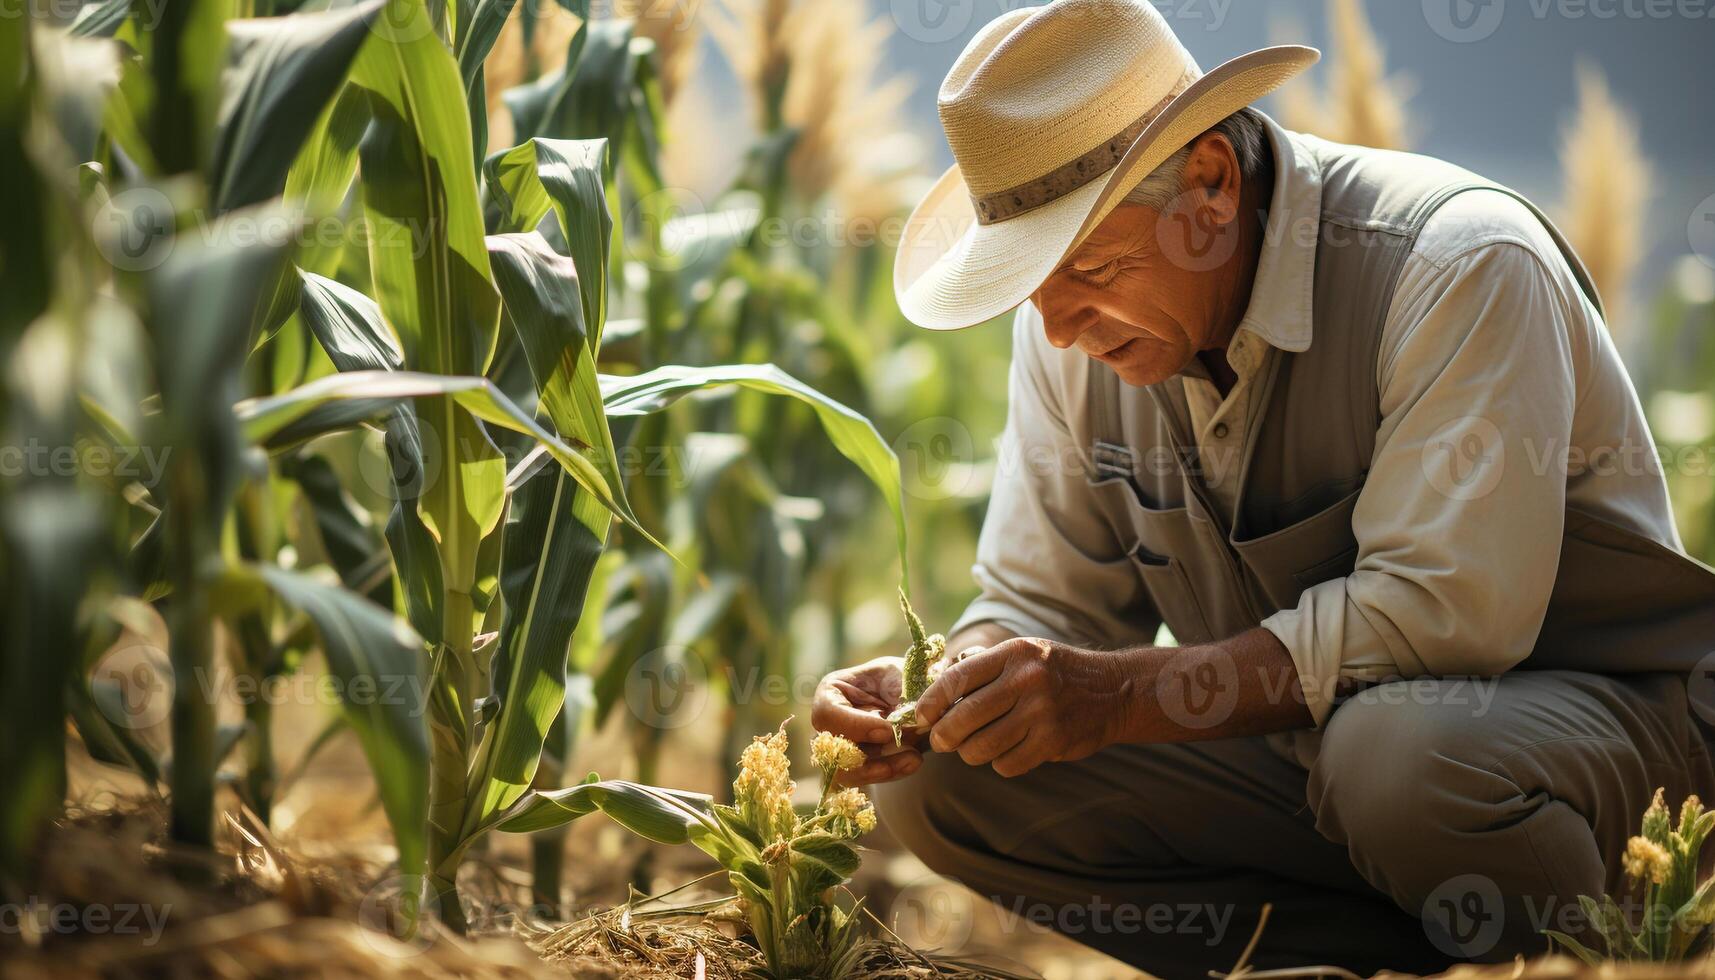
<box><xmin>1180</xmin><ymin>132</ymin><xmax>1242</xmax><ymax>224</ymax></box>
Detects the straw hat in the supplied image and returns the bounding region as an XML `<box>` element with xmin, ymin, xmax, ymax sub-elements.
<box><xmin>894</xmin><ymin>0</ymin><xmax>1319</xmax><ymax>330</ymax></box>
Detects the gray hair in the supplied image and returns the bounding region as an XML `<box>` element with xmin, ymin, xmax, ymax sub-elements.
<box><xmin>1122</xmin><ymin>107</ymin><xmax>1270</xmax><ymax>210</ymax></box>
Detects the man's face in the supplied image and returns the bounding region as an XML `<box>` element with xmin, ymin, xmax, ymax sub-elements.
<box><xmin>1028</xmin><ymin>132</ymin><xmax>1253</xmax><ymax>387</ymax></box>
<box><xmin>1030</xmin><ymin>201</ymin><xmax>1231</xmax><ymax>387</ymax></box>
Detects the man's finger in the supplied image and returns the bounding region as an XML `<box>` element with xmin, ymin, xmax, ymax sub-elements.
<box><xmin>929</xmin><ymin>678</ymin><xmax>1020</xmax><ymax>753</ymax></box>
<box><xmin>811</xmin><ymin>686</ymin><xmax>895</xmax><ymax>744</ymax></box>
<box><xmin>990</xmin><ymin>732</ymin><xmax>1044</xmax><ymax>779</ymax></box>
<box><xmin>915</xmin><ymin>645</ymin><xmax>1011</xmax><ymax>725</ymax></box>
<box><xmin>838</xmin><ymin>746</ymin><xmax>922</xmax><ymax>786</ymax></box>
<box><xmin>953</xmin><ymin>713</ymin><xmax>1029</xmax><ymax>767</ymax></box>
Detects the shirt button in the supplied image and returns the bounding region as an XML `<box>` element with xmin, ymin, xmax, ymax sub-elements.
<box><xmin>1213</xmin><ymin>422</ymin><xmax>1229</xmax><ymax>439</ymax></box>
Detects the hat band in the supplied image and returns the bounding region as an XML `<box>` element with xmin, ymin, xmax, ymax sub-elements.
<box><xmin>968</xmin><ymin>83</ymin><xmax>1187</xmax><ymax>226</ymax></box>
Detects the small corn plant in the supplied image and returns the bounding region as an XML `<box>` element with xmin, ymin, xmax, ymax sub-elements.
<box><xmin>497</xmin><ymin>725</ymin><xmax>876</xmax><ymax>978</ymax></box>
<box><xmin>886</xmin><ymin>591</ymin><xmax>946</xmax><ymax>744</ymax></box>
<box><xmin>1545</xmin><ymin>788</ymin><xmax>1715</xmax><ymax>962</ymax></box>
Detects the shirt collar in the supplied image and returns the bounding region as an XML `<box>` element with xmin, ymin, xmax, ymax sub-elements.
<box><xmin>1232</xmin><ymin>113</ymin><xmax>1322</xmax><ymax>355</ymax></box>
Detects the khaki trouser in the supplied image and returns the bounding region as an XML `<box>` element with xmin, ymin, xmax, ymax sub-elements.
<box><xmin>874</xmin><ymin>671</ymin><xmax>1713</xmax><ymax>979</ymax></box>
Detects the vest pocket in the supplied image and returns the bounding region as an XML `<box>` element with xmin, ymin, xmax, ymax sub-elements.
<box><xmin>1088</xmin><ymin>475</ymin><xmax>1221</xmax><ymax>644</ymax></box>
<box><xmin>1232</xmin><ymin>484</ymin><xmax>1364</xmax><ymax>613</ymax></box>
<box><xmin>1127</xmin><ymin>543</ymin><xmax>1215</xmax><ymax>645</ymax></box>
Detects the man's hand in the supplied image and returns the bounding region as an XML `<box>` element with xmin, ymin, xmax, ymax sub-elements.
<box><xmin>914</xmin><ymin>637</ymin><xmax>1137</xmax><ymax>778</ymax></box>
<box><xmin>916</xmin><ymin>628</ymin><xmax>1315</xmax><ymax>778</ymax></box>
<box><xmin>810</xmin><ymin>656</ymin><xmax>925</xmax><ymax>786</ymax></box>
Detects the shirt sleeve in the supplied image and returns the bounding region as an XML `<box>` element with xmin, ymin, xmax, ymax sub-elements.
<box><xmin>950</xmin><ymin>305</ymin><xmax>1161</xmax><ymax>648</ymax></box>
<box><xmin>1261</xmin><ymin>237</ymin><xmax>1582</xmax><ymax>726</ymax></box>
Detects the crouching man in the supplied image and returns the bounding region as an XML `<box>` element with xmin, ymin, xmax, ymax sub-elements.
<box><xmin>811</xmin><ymin>1</ymin><xmax>1715</xmax><ymax>975</ymax></box>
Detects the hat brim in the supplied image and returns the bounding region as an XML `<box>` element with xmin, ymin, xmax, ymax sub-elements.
<box><xmin>894</xmin><ymin>44</ymin><xmax>1320</xmax><ymax>331</ymax></box>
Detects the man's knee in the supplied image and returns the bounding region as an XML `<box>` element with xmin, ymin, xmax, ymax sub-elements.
<box><xmin>1309</xmin><ymin>680</ymin><xmax>1522</xmax><ymax>866</ymax></box>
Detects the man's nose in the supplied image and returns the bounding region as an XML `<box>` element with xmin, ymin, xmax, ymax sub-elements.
<box><xmin>1040</xmin><ymin>301</ymin><xmax>1091</xmax><ymax>350</ymax></box>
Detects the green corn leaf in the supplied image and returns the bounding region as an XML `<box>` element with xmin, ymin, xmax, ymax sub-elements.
<box><xmin>69</xmin><ymin>0</ymin><xmax>134</xmax><ymax>37</ymax></box>
<box><xmin>298</xmin><ymin>270</ymin><xmax>404</xmax><ymax>372</ymax></box>
<box><xmin>484</xmin><ymin>138</ymin><xmax>611</xmax><ymax>347</ymax></box>
<box><xmin>290</xmin><ymin>271</ymin><xmax>451</xmax><ymax>648</ymax></box>
<box><xmin>463</xmin><ymin>464</ymin><xmax>608</xmax><ymax>833</ymax></box>
<box><xmin>282</xmin><ymin>453</ymin><xmax>391</xmax><ymax>605</ymax></box>
<box><xmin>455</xmin><ymin>0</ymin><xmax>518</xmax><ymax>163</ymax></box>
<box><xmin>148</xmin><ymin>201</ymin><xmax>299</xmax><ymax>541</ymax></box>
<box><xmin>487</xmin><ymin>230</ymin><xmax>626</xmax><ymax>514</ymax></box>
<box><xmin>500</xmin><ymin>19</ymin><xmax>635</xmax><ymax>169</ymax></box>
<box><xmin>348</xmin><ymin>0</ymin><xmax>499</xmax><ymax>380</ymax></box>
<box><xmin>600</xmin><ymin>363</ymin><xmax>910</xmax><ymax>589</ymax></box>
<box><xmin>70</xmin><ymin>676</ymin><xmax>163</xmax><ymax>785</ymax></box>
<box><xmin>1543</xmin><ymin>930</ymin><xmax>1606</xmax><ymax>967</ymax></box>
<box><xmin>233</xmin><ymin>369</ymin><xmax>666</xmax><ymax>553</ymax></box>
<box><xmin>385</xmin><ymin>472</ymin><xmax>446</xmax><ymax>646</ymax></box>
<box><xmin>217</xmin><ymin>563</ymin><xmax>431</xmax><ymax>881</ymax></box>
<box><xmin>252</xmin><ymin>88</ymin><xmax>369</xmax><ymax>346</ymax></box>
<box><xmin>210</xmin><ymin>0</ymin><xmax>384</xmax><ymax>214</ymax></box>
<box><xmin>494</xmin><ymin>779</ymin><xmax>714</xmax><ymax>839</ymax></box>
<box><xmin>791</xmin><ymin>831</ymin><xmax>862</xmax><ymax>879</ymax></box>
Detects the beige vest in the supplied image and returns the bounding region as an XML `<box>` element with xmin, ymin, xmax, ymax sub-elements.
<box><xmin>1085</xmin><ymin>140</ymin><xmax>1715</xmax><ymax>681</ymax></box>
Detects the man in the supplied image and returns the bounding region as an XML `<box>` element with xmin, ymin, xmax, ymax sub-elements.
<box><xmin>810</xmin><ymin>1</ymin><xmax>1715</xmax><ymax>975</ymax></box>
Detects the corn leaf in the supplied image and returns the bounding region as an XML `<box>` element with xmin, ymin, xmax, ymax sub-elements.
<box><xmin>464</xmin><ymin>465</ymin><xmax>608</xmax><ymax>832</ymax></box>
<box><xmin>500</xmin><ymin>19</ymin><xmax>635</xmax><ymax>173</ymax></box>
<box><xmin>600</xmin><ymin>364</ymin><xmax>911</xmax><ymax>589</ymax></box>
<box><xmin>791</xmin><ymin>832</ymin><xmax>861</xmax><ymax>879</ymax></box>
<box><xmin>219</xmin><ymin>564</ymin><xmax>431</xmax><ymax>881</ymax></box>
<box><xmin>495</xmin><ymin>778</ymin><xmax>714</xmax><ymax>840</ymax></box>
<box><xmin>347</xmin><ymin>0</ymin><xmax>508</xmax><ymax>598</ymax></box>
<box><xmin>292</xmin><ymin>270</ymin><xmax>445</xmax><ymax>649</ymax></box>
<box><xmin>252</xmin><ymin>89</ymin><xmax>368</xmax><ymax>346</ymax></box>
<box><xmin>69</xmin><ymin>0</ymin><xmax>133</xmax><ymax>37</ymax></box>
<box><xmin>348</xmin><ymin>0</ymin><xmax>497</xmax><ymax>379</ymax></box>
<box><xmin>298</xmin><ymin>270</ymin><xmax>404</xmax><ymax>372</ymax></box>
<box><xmin>487</xmin><ymin>231</ymin><xmax>624</xmax><ymax>511</ymax></box>
<box><xmin>233</xmin><ymin>370</ymin><xmax>665</xmax><ymax>553</ymax></box>
<box><xmin>483</xmin><ymin>138</ymin><xmax>611</xmax><ymax>347</ymax></box>
<box><xmin>211</xmin><ymin>0</ymin><xmax>384</xmax><ymax>214</ymax></box>
<box><xmin>1544</xmin><ymin>930</ymin><xmax>1606</xmax><ymax>967</ymax></box>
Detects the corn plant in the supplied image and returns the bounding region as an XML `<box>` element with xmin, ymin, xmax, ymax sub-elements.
<box><xmin>8</xmin><ymin>0</ymin><xmax>921</xmax><ymax>937</ymax></box>
<box><xmin>497</xmin><ymin>726</ymin><xmax>878</xmax><ymax>979</ymax></box>
<box><xmin>887</xmin><ymin>590</ymin><xmax>944</xmax><ymax>744</ymax></box>
<box><xmin>1546</xmin><ymin>789</ymin><xmax>1715</xmax><ymax>962</ymax></box>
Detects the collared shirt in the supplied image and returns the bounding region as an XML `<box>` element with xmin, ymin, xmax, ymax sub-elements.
<box><xmin>952</xmin><ymin>121</ymin><xmax>1683</xmax><ymax>727</ymax></box>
